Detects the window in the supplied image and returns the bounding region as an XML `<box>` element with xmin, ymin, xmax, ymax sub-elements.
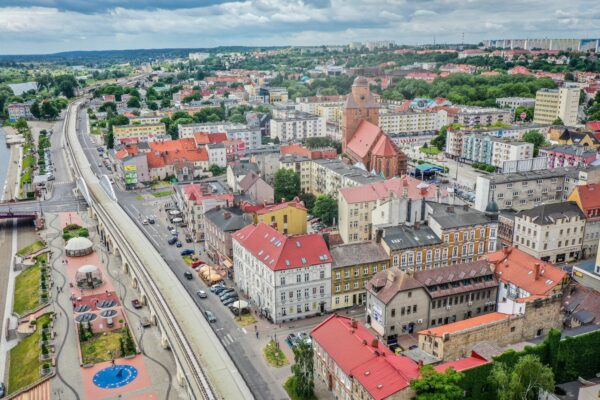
<box><xmin>289</xmin><ymin>291</ymin><xmax>293</xmax><ymax>299</ymax></box>
<box><xmin>335</xmin><ymin>271</ymin><xmax>340</xmax><ymax>280</ymax></box>
<box><xmin>391</xmin><ymin>309</ymin><xmax>396</xmax><ymax>317</ymax></box>
<box><xmin>320</xmin><ymin>270</ymin><xmax>325</xmax><ymax>279</ymax></box>
<box><xmin>280</xmin><ymin>276</ymin><xmax>286</xmax><ymax>285</ymax></box>
<box><xmin>344</xmin><ymin>295</ymin><xmax>349</xmax><ymax>303</ymax></box>
<box><xmin>304</xmin><ymin>273</ymin><xmax>309</xmax><ymax>282</ymax></box>
<box><xmin>282</xmin><ymin>308</ymin><xmax>287</xmax><ymax>316</ymax></box>
<box><xmin>297</xmin><ymin>304</ymin><xmax>302</xmax><ymax>313</ymax></box>
<box><xmin>426</xmin><ymin>250</ymin><xmax>432</xmax><ymax>262</ymax></box>
<box><xmin>296</xmin><ymin>290</ymin><xmax>301</xmax><ymax>298</ymax></box>
<box><xmin>335</xmin><ymin>284</ymin><xmax>340</xmax><ymax>293</ymax></box>
<box><xmin>452</xmin><ymin>246</ymin><xmax>458</xmax><ymax>258</ymax></box>
<box><xmin>305</xmin><ymin>303</ymin><xmax>310</xmax><ymax>312</ymax></box>
<box><xmin>296</xmin><ymin>274</ymin><xmax>301</xmax><ymax>283</ymax></box>
<box><xmin>280</xmin><ymin>292</ymin><xmax>285</xmax><ymax>302</ymax></box>
<box><xmin>364</xmin><ymin>266</ymin><xmax>369</xmax><ymax>275</ymax></box>
<box><xmin>344</xmin><ymin>283</ymin><xmax>349</xmax><ymax>290</ymax></box>
<box><xmin>393</xmin><ymin>255</ymin><xmax>399</xmax><ymax>266</ymax></box>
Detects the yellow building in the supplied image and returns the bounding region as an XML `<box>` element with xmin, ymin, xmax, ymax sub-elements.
<box><xmin>329</xmin><ymin>242</ymin><xmax>390</xmax><ymax>309</ymax></box>
<box><xmin>533</xmin><ymin>87</ymin><xmax>580</xmax><ymax>126</ymax></box>
<box><xmin>113</xmin><ymin>123</ymin><xmax>166</xmax><ymax>142</ymax></box>
<box><xmin>254</xmin><ymin>199</ymin><xmax>307</xmax><ymax>235</ymax></box>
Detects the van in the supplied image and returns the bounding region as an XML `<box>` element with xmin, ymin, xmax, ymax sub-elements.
<box><xmin>107</xmin><ymin>317</ymin><xmax>114</xmax><ymax>328</ymax></box>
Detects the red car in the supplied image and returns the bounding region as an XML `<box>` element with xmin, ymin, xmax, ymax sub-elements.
<box><xmin>191</xmin><ymin>260</ymin><xmax>206</xmax><ymax>268</ymax></box>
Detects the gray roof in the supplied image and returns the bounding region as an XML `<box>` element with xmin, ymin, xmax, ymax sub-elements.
<box><xmin>205</xmin><ymin>207</ymin><xmax>252</xmax><ymax>232</ymax></box>
<box><xmin>381</xmin><ymin>225</ymin><xmax>442</xmax><ymax>251</ymax></box>
<box><xmin>330</xmin><ymin>242</ymin><xmax>389</xmax><ymax>268</ymax></box>
<box><xmin>427</xmin><ymin>202</ymin><xmax>493</xmax><ymax>229</ymax></box>
<box><xmin>516</xmin><ymin>202</ymin><xmax>584</xmax><ymax>225</ymax></box>
<box><xmin>484</xmin><ymin>167</ymin><xmax>571</xmax><ymax>185</ymax></box>
<box><xmin>540</xmin><ymin>145</ymin><xmax>597</xmax><ymax>157</ymax></box>
<box><xmin>230</xmin><ymin>160</ymin><xmax>259</xmax><ymax>176</ymax></box>
<box><xmin>400</xmin><ymin>348</ymin><xmax>440</xmax><ymax>365</ymax></box>
<box><xmin>572</xmin><ymin>310</ymin><xmax>595</xmax><ymax>325</ymax></box>
<box><xmin>312</xmin><ymin>158</ymin><xmax>384</xmax><ymax>185</ymax></box>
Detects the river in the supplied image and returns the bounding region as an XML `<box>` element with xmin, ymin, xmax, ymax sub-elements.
<box><xmin>0</xmin><ymin>127</ymin><xmax>10</xmax><ymax>200</ymax></box>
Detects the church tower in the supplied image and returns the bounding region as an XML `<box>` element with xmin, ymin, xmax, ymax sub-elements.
<box><xmin>342</xmin><ymin>76</ymin><xmax>380</xmax><ymax>152</ymax></box>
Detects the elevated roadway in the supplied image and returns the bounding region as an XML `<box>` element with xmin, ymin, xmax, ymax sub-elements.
<box><xmin>63</xmin><ymin>100</ymin><xmax>253</xmax><ymax>400</ymax></box>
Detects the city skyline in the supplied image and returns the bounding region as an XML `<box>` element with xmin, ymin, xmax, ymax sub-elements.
<box><xmin>1</xmin><ymin>0</ymin><xmax>599</xmax><ymax>54</ymax></box>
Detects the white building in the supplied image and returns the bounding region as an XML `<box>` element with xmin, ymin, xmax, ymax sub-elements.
<box><xmin>496</xmin><ymin>97</ymin><xmax>536</xmax><ymax>109</ymax></box>
<box><xmin>379</xmin><ymin>110</ymin><xmax>447</xmax><ymax>133</ymax></box>
<box><xmin>269</xmin><ymin>112</ymin><xmax>327</xmax><ymax>142</ymax></box>
<box><xmin>491</xmin><ymin>140</ymin><xmax>534</xmax><ymax>168</ymax></box>
<box><xmin>232</xmin><ymin>223</ymin><xmax>332</xmax><ymax>323</ymax></box>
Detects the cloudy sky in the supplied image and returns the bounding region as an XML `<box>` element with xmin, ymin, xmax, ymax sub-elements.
<box><xmin>0</xmin><ymin>0</ymin><xmax>599</xmax><ymax>54</ymax></box>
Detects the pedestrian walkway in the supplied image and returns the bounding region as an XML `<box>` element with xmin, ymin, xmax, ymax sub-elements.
<box><xmin>10</xmin><ymin>380</ymin><xmax>51</xmax><ymax>400</ymax></box>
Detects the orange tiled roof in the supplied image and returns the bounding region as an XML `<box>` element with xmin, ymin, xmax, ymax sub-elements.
<box><xmin>419</xmin><ymin>312</ymin><xmax>509</xmax><ymax>337</ymax></box>
<box><xmin>574</xmin><ymin>183</ymin><xmax>600</xmax><ymax>212</ymax></box>
<box><xmin>347</xmin><ymin>120</ymin><xmax>383</xmax><ymax>159</ymax></box>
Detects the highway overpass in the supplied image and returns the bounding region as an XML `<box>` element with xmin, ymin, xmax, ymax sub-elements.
<box><xmin>63</xmin><ymin>100</ymin><xmax>253</xmax><ymax>399</ymax></box>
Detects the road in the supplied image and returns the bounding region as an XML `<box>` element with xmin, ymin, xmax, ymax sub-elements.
<box><xmin>72</xmin><ymin>106</ymin><xmax>356</xmax><ymax>399</ymax></box>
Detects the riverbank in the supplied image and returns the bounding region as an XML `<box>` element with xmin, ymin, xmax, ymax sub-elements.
<box><xmin>0</xmin><ymin>126</ymin><xmax>22</xmax><ymax>202</ymax></box>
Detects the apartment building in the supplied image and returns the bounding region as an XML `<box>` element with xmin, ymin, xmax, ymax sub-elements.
<box><xmin>308</xmin><ymin>158</ymin><xmax>384</xmax><ymax>198</ymax></box>
<box><xmin>533</xmin><ymin>87</ymin><xmax>580</xmax><ymax>126</ymax></box>
<box><xmin>447</xmin><ymin>106</ymin><xmax>514</xmax><ymax>127</ymax></box>
<box><xmin>178</xmin><ymin>122</ymin><xmax>261</xmax><ymax>149</ymax></box>
<box><xmin>7</xmin><ymin>102</ymin><xmax>34</xmax><ymax>122</ymax></box>
<box><xmin>112</xmin><ymin>123</ymin><xmax>167</xmax><ymax>143</ymax></box>
<box><xmin>329</xmin><ymin>242</ymin><xmax>390</xmax><ymax>310</ymax></box>
<box><xmin>496</xmin><ymin>97</ymin><xmax>536</xmax><ymax>109</ymax></box>
<box><xmin>568</xmin><ymin>183</ymin><xmax>600</xmax><ymax>258</ymax></box>
<box><xmin>269</xmin><ymin>112</ymin><xmax>327</xmax><ymax>142</ymax></box>
<box><xmin>513</xmin><ymin>202</ymin><xmax>585</xmax><ymax>263</ymax></box>
<box><xmin>129</xmin><ymin>115</ymin><xmax>163</xmax><ymax>125</ymax></box>
<box><xmin>254</xmin><ymin>199</ymin><xmax>307</xmax><ymax>235</ymax></box>
<box><xmin>366</xmin><ymin>262</ymin><xmax>498</xmax><ymax>345</ymax></box>
<box><xmin>491</xmin><ymin>139</ymin><xmax>534</xmax><ymax>169</ymax></box>
<box><xmin>388</xmin><ymin>130</ymin><xmax>438</xmax><ymax>150</ymax></box>
<box><xmin>338</xmin><ymin>177</ymin><xmax>445</xmax><ymax>244</ymax></box>
<box><xmin>539</xmin><ymin>145</ymin><xmax>598</xmax><ymax>169</ymax></box>
<box><xmin>378</xmin><ymin>110</ymin><xmax>447</xmax><ymax>133</ymax></box>
<box><xmin>279</xmin><ymin>154</ymin><xmax>312</xmax><ymax>193</ymax></box>
<box><xmin>232</xmin><ymin>223</ymin><xmax>332</xmax><ymax>323</ymax></box>
<box><xmin>205</xmin><ymin>207</ymin><xmax>252</xmax><ymax>267</ymax></box>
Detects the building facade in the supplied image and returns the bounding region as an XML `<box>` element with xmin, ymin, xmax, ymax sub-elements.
<box><xmin>205</xmin><ymin>207</ymin><xmax>252</xmax><ymax>267</ymax></box>
<box><xmin>568</xmin><ymin>183</ymin><xmax>600</xmax><ymax>258</ymax></box>
<box><xmin>254</xmin><ymin>199</ymin><xmax>308</xmax><ymax>235</ymax></box>
<box><xmin>112</xmin><ymin>123</ymin><xmax>167</xmax><ymax>143</ymax></box>
<box><xmin>269</xmin><ymin>112</ymin><xmax>327</xmax><ymax>142</ymax></box>
<box><xmin>533</xmin><ymin>87</ymin><xmax>580</xmax><ymax>126</ymax></box>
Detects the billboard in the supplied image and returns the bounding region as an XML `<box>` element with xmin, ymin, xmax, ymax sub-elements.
<box><xmin>124</xmin><ymin>164</ymin><xmax>137</xmax><ymax>172</ymax></box>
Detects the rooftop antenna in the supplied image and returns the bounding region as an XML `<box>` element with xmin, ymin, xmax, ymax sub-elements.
<box><xmin>461</xmin><ymin>32</ymin><xmax>465</xmax><ymax>50</ymax></box>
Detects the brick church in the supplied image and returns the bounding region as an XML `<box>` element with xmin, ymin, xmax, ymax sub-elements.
<box><xmin>342</xmin><ymin>76</ymin><xmax>407</xmax><ymax>179</ymax></box>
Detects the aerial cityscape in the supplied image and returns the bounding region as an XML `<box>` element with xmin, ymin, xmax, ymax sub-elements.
<box><xmin>0</xmin><ymin>1</ymin><xmax>600</xmax><ymax>400</ymax></box>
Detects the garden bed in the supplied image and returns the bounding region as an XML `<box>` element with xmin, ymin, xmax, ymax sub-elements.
<box><xmin>16</xmin><ymin>240</ymin><xmax>45</xmax><ymax>257</ymax></box>
<box><xmin>62</xmin><ymin>223</ymin><xmax>89</xmax><ymax>241</ymax></box>
<box><xmin>263</xmin><ymin>340</ymin><xmax>288</xmax><ymax>367</ymax></box>
<box><xmin>80</xmin><ymin>327</ymin><xmax>137</xmax><ymax>365</ymax></box>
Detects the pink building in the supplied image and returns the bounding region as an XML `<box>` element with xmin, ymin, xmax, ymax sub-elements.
<box><xmin>539</xmin><ymin>145</ymin><xmax>598</xmax><ymax>169</ymax></box>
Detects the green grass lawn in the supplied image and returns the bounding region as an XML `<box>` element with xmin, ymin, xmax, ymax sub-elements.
<box><xmin>22</xmin><ymin>154</ymin><xmax>35</xmax><ymax>170</ymax></box>
<box><xmin>263</xmin><ymin>340</ymin><xmax>289</xmax><ymax>368</ymax></box>
<box><xmin>16</xmin><ymin>240</ymin><xmax>45</xmax><ymax>257</ymax></box>
<box><xmin>8</xmin><ymin>313</ymin><xmax>52</xmax><ymax>394</ymax></box>
<box><xmin>234</xmin><ymin>313</ymin><xmax>257</xmax><ymax>327</ymax></box>
<box><xmin>80</xmin><ymin>330</ymin><xmax>126</xmax><ymax>364</ymax></box>
<box><xmin>152</xmin><ymin>190</ymin><xmax>174</xmax><ymax>198</ymax></box>
<box><xmin>13</xmin><ymin>253</ymin><xmax>48</xmax><ymax>315</ymax></box>
<box><xmin>151</xmin><ymin>181</ymin><xmax>172</xmax><ymax>189</ymax></box>
<box><xmin>419</xmin><ymin>146</ymin><xmax>441</xmax><ymax>156</ymax></box>
<box><xmin>182</xmin><ymin>255</ymin><xmax>194</xmax><ymax>266</ymax></box>
<box><xmin>283</xmin><ymin>376</ymin><xmax>317</xmax><ymax>400</ymax></box>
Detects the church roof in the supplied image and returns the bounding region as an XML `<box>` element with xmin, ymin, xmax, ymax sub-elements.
<box><xmin>347</xmin><ymin>120</ymin><xmax>382</xmax><ymax>159</ymax></box>
<box><xmin>371</xmin><ymin>134</ymin><xmax>399</xmax><ymax>157</ymax></box>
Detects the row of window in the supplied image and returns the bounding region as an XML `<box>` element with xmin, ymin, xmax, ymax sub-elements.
<box><xmin>280</xmin><ymin>286</ymin><xmax>326</xmax><ymax>302</ymax></box>
<box><xmin>280</xmin><ymin>303</ymin><xmax>316</xmax><ymax>316</ymax></box>
<box><xmin>334</xmin><ymin>264</ymin><xmax>387</xmax><ymax>280</ymax></box>
<box><xmin>431</xmin><ymin>289</ymin><xmax>493</xmax><ymax>309</ymax></box>
<box><xmin>280</xmin><ymin>270</ymin><xmax>326</xmax><ymax>285</ymax></box>
<box><xmin>392</xmin><ymin>242</ymin><xmax>495</xmax><ymax>266</ymax></box>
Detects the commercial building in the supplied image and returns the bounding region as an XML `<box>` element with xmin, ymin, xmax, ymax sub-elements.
<box><xmin>254</xmin><ymin>199</ymin><xmax>307</xmax><ymax>235</ymax></box>
<box><xmin>338</xmin><ymin>177</ymin><xmax>446</xmax><ymax>244</ymax></box>
<box><xmin>112</xmin><ymin>123</ymin><xmax>167</xmax><ymax>143</ymax></box>
<box><xmin>568</xmin><ymin>183</ymin><xmax>600</xmax><ymax>258</ymax></box>
<box><xmin>329</xmin><ymin>242</ymin><xmax>390</xmax><ymax>310</ymax></box>
<box><xmin>533</xmin><ymin>87</ymin><xmax>580</xmax><ymax>126</ymax></box>
<box><xmin>232</xmin><ymin>223</ymin><xmax>332</xmax><ymax>323</ymax></box>
<box><xmin>460</xmin><ymin>135</ymin><xmax>533</xmax><ymax>168</ymax></box>
<box><xmin>513</xmin><ymin>202</ymin><xmax>585</xmax><ymax>263</ymax></box>
<box><xmin>205</xmin><ymin>207</ymin><xmax>252</xmax><ymax>267</ymax></box>
<box><xmin>484</xmin><ymin>247</ymin><xmax>568</xmax><ymax>315</ymax></box>
<box><xmin>366</xmin><ymin>261</ymin><xmax>498</xmax><ymax>345</ymax></box>
<box><xmin>269</xmin><ymin>112</ymin><xmax>327</xmax><ymax>142</ymax></box>
<box><xmin>539</xmin><ymin>145</ymin><xmax>598</xmax><ymax>169</ymax></box>
<box><xmin>496</xmin><ymin>97</ymin><xmax>536</xmax><ymax>109</ymax></box>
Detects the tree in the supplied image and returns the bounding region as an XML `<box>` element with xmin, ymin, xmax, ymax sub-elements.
<box><xmin>160</xmin><ymin>98</ymin><xmax>171</xmax><ymax>108</ymax></box>
<box><xmin>514</xmin><ymin>106</ymin><xmax>534</xmax><ymax>122</ymax></box>
<box><xmin>127</xmin><ymin>96</ymin><xmax>141</xmax><ymax>108</ymax></box>
<box><xmin>490</xmin><ymin>355</ymin><xmax>554</xmax><ymax>400</ymax></box>
<box><xmin>40</xmin><ymin>100</ymin><xmax>59</xmax><ymax>119</ymax></box>
<box><xmin>299</xmin><ymin>192</ymin><xmax>316</xmax><ymax>212</ymax></box>
<box><xmin>274</xmin><ymin>168</ymin><xmax>301</xmax><ymax>202</ymax></box>
<box><xmin>208</xmin><ymin>164</ymin><xmax>226</xmax><ymax>176</ymax></box>
<box><xmin>99</xmin><ymin>101</ymin><xmax>117</xmax><ymax>113</ymax></box>
<box><xmin>148</xmin><ymin>101</ymin><xmax>159</xmax><ymax>111</ymax></box>
<box><xmin>30</xmin><ymin>100</ymin><xmax>41</xmax><ymax>119</ymax></box>
<box><xmin>522</xmin><ymin>129</ymin><xmax>546</xmax><ymax>156</ymax></box>
<box><xmin>290</xmin><ymin>339</ymin><xmax>314</xmax><ymax>399</ymax></box>
<box><xmin>410</xmin><ymin>365</ymin><xmax>464</xmax><ymax>400</ymax></box>
<box><xmin>552</xmin><ymin>117</ymin><xmax>564</xmax><ymax>126</ymax></box>
<box><xmin>312</xmin><ymin>195</ymin><xmax>337</xmax><ymax>226</ymax></box>
<box><xmin>432</xmin><ymin>125</ymin><xmax>448</xmax><ymax>150</ymax></box>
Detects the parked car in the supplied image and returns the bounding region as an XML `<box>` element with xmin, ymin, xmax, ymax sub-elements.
<box><xmin>167</xmin><ymin>236</ymin><xmax>178</xmax><ymax>245</ymax></box>
<box><xmin>222</xmin><ymin>297</ymin><xmax>238</xmax><ymax>306</ymax></box>
<box><xmin>180</xmin><ymin>249</ymin><xmax>195</xmax><ymax>256</ymax></box>
<box><xmin>191</xmin><ymin>260</ymin><xmax>205</xmax><ymax>268</ymax></box>
<box><xmin>217</xmin><ymin>287</ymin><xmax>235</xmax><ymax>295</ymax></box>
<box><xmin>131</xmin><ymin>299</ymin><xmax>142</xmax><ymax>309</ymax></box>
<box><xmin>167</xmin><ymin>225</ymin><xmax>174</xmax><ymax>231</ymax></box>
<box><xmin>220</xmin><ymin>292</ymin><xmax>238</xmax><ymax>302</ymax></box>
<box><xmin>183</xmin><ymin>271</ymin><xmax>194</xmax><ymax>280</ymax></box>
<box><xmin>140</xmin><ymin>317</ymin><xmax>151</xmax><ymax>328</ymax></box>
<box><xmin>142</xmin><ymin>219</ymin><xmax>149</xmax><ymax>225</ymax></box>
<box><xmin>196</xmin><ymin>290</ymin><xmax>207</xmax><ymax>299</ymax></box>
<box><xmin>0</xmin><ymin>382</ymin><xmax>5</xmax><ymax>398</ymax></box>
<box><xmin>205</xmin><ymin>310</ymin><xmax>217</xmax><ymax>323</ymax></box>
<box><xmin>297</xmin><ymin>332</ymin><xmax>312</xmax><ymax>345</ymax></box>
<box><xmin>170</xmin><ymin>228</ymin><xmax>177</xmax><ymax>235</ymax></box>
<box><xmin>175</xmin><ymin>241</ymin><xmax>182</xmax><ymax>248</ymax></box>
<box><xmin>46</xmin><ymin>174</ymin><xmax>55</xmax><ymax>181</ymax></box>
<box><xmin>286</xmin><ymin>333</ymin><xmax>299</xmax><ymax>348</ymax></box>
<box><xmin>210</xmin><ymin>284</ymin><xmax>225</xmax><ymax>293</ymax></box>
<box><xmin>147</xmin><ymin>217</ymin><xmax>155</xmax><ymax>224</ymax></box>
<box><xmin>185</xmin><ymin>235</ymin><xmax>193</xmax><ymax>243</ymax></box>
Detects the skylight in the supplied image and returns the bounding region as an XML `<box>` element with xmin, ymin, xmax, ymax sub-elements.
<box><xmin>301</xmin><ymin>257</ymin><xmax>307</xmax><ymax>264</ymax></box>
<box><xmin>296</xmin><ymin>241</ymin><xmax>301</xmax><ymax>247</ymax></box>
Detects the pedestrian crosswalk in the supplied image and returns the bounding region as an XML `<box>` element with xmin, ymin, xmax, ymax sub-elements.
<box><xmin>52</xmin><ymin>180</ymin><xmax>73</xmax><ymax>185</ymax></box>
<box><xmin>222</xmin><ymin>333</ymin><xmax>235</xmax><ymax>346</ymax></box>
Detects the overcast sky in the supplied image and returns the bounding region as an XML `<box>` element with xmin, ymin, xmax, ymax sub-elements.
<box><xmin>0</xmin><ymin>0</ymin><xmax>599</xmax><ymax>55</ymax></box>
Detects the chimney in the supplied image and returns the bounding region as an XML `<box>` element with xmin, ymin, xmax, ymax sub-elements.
<box><xmin>534</xmin><ymin>263</ymin><xmax>540</xmax><ymax>281</ymax></box>
<box><xmin>322</xmin><ymin>232</ymin><xmax>331</xmax><ymax>249</ymax></box>
<box><xmin>224</xmin><ymin>211</ymin><xmax>231</xmax><ymax>219</ymax></box>
<box><xmin>351</xmin><ymin>319</ymin><xmax>358</xmax><ymax>329</ymax></box>
<box><xmin>375</xmin><ymin>229</ymin><xmax>383</xmax><ymax>244</ymax></box>
<box><xmin>371</xmin><ymin>339</ymin><xmax>378</xmax><ymax>348</ymax></box>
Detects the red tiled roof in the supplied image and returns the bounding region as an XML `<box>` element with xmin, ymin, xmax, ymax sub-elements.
<box><xmin>255</xmin><ymin>199</ymin><xmax>306</xmax><ymax>215</ymax></box>
<box><xmin>193</xmin><ymin>132</ymin><xmax>228</xmax><ymax>145</ymax></box>
<box><xmin>311</xmin><ymin>315</ymin><xmax>420</xmax><ymax>400</ymax></box>
<box><xmin>434</xmin><ymin>353</ymin><xmax>490</xmax><ymax>372</ymax></box>
<box><xmin>586</xmin><ymin>121</ymin><xmax>600</xmax><ymax>132</ymax></box>
<box><xmin>371</xmin><ymin>134</ymin><xmax>399</xmax><ymax>157</ymax></box>
<box><xmin>483</xmin><ymin>247</ymin><xmax>567</xmax><ymax>296</ymax></box>
<box><xmin>115</xmin><ymin>145</ymin><xmax>139</xmax><ymax>160</ymax></box>
<box><xmin>573</xmin><ymin>183</ymin><xmax>600</xmax><ymax>212</ymax></box>
<box><xmin>182</xmin><ymin>183</ymin><xmax>233</xmax><ymax>206</ymax></box>
<box><xmin>419</xmin><ymin>312</ymin><xmax>509</xmax><ymax>337</ymax></box>
<box><xmin>347</xmin><ymin>120</ymin><xmax>383</xmax><ymax>159</ymax></box>
<box><xmin>232</xmin><ymin>223</ymin><xmax>331</xmax><ymax>271</ymax></box>
<box><xmin>340</xmin><ymin>176</ymin><xmax>445</xmax><ymax>204</ymax></box>
<box><xmin>147</xmin><ymin>138</ymin><xmax>209</xmax><ymax>168</ymax></box>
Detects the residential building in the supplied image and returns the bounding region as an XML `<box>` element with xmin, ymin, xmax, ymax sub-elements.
<box><xmin>279</xmin><ymin>154</ymin><xmax>312</xmax><ymax>193</ymax></box>
<box><xmin>418</xmin><ymin>296</ymin><xmax>562</xmax><ymax>361</ymax></box>
<box><xmin>113</xmin><ymin>123</ymin><xmax>167</xmax><ymax>143</ymax></box>
<box><xmin>258</xmin><ymin>87</ymin><xmax>288</xmax><ymax>104</ymax></box>
<box><xmin>539</xmin><ymin>145</ymin><xmax>597</xmax><ymax>169</ymax></box>
<box><xmin>366</xmin><ymin>261</ymin><xmax>498</xmax><ymax>345</ymax></box>
<box><xmin>307</xmin><ymin>158</ymin><xmax>384</xmax><ymax>198</ymax></box>
<box><xmin>205</xmin><ymin>207</ymin><xmax>252</xmax><ymax>267</ymax></box>
<box><xmin>388</xmin><ymin>130</ymin><xmax>438</xmax><ymax>150</ymax></box>
<box><xmin>7</xmin><ymin>102</ymin><xmax>34</xmax><ymax>122</ymax></box>
<box><xmin>226</xmin><ymin>159</ymin><xmax>260</xmax><ymax>193</ymax></box>
<box><xmin>178</xmin><ymin>122</ymin><xmax>261</xmax><ymax>149</ymax></box>
<box><xmin>254</xmin><ymin>199</ymin><xmax>307</xmax><ymax>235</ymax></box>
<box><xmin>497</xmin><ymin>210</ymin><xmax>518</xmax><ymax>248</ymax></box>
<box><xmin>513</xmin><ymin>202</ymin><xmax>585</xmax><ymax>263</ymax></box>
<box><xmin>145</xmin><ymin>138</ymin><xmax>213</xmax><ymax>181</ymax></box>
<box><xmin>343</xmin><ymin>77</ymin><xmax>408</xmax><ymax>179</ymax></box>
<box><xmin>484</xmin><ymin>247</ymin><xmax>568</xmax><ymax>316</ymax></box>
<box><xmin>554</xmin><ymin>128</ymin><xmax>600</xmax><ymax>149</ymax></box>
<box><xmin>269</xmin><ymin>112</ymin><xmax>327</xmax><ymax>142</ymax></box>
<box><xmin>295</xmin><ymin>95</ymin><xmax>346</xmax><ymax>115</ymax></box>
<box><xmin>114</xmin><ymin>146</ymin><xmax>150</xmax><ymax>188</ymax></box>
<box><xmin>129</xmin><ymin>115</ymin><xmax>163</xmax><ymax>125</ymax></box>
<box><xmin>490</xmin><ymin>139</ymin><xmax>534</xmax><ymax>169</ymax></box>
<box><xmin>568</xmin><ymin>183</ymin><xmax>600</xmax><ymax>258</ymax></box>
<box><xmin>483</xmin><ymin>38</ymin><xmax>599</xmax><ymax>52</ymax></box>
<box><xmin>312</xmin><ymin>315</ymin><xmax>420</xmax><ymax>400</ymax></box>
<box><xmin>338</xmin><ymin>177</ymin><xmax>446</xmax><ymax>244</ymax></box>
<box><xmin>329</xmin><ymin>242</ymin><xmax>390</xmax><ymax>310</ymax></box>
<box><xmin>378</xmin><ymin>110</ymin><xmax>447</xmax><ymax>133</ymax></box>
<box><xmin>174</xmin><ymin>182</ymin><xmax>233</xmax><ymax>241</ymax></box>
<box><xmin>238</xmin><ymin>170</ymin><xmax>274</xmax><ymax>204</ymax></box>
<box><xmin>280</xmin><ymin>143</ymin><xmax>337</xmax><ymax>160</ymax></box>
<box><xmin>446</xmin><ymin>106</ymin><xmax>514</xmax><ymax>127</ymax></box>
<box><xmin>475</xmin><ymin>168</ymin><xmax>573</xmax><ymax>212</ymax></box>
<box><xmin>246</xmin><ymin>146</ymin><xmax>280</xmax><ymax>183</ymax></box>
<box><xmin>188</xmin><ymin>52</ymin><xmax>210</xmax><ymax>61</ymax></box>
<box><xmin>496</xmin><ymin>97</ymin><xmax>536</xmax><ymax>109</ymax></box>
<box><xmin>232</xmin><ymin>223</ymin><xmax>332</xmax><ymax>323</ymax></box>
<box><xmin>533</xmin><ymin>87</ymin><xmax>580</xmax><ymax>126</ymax></box>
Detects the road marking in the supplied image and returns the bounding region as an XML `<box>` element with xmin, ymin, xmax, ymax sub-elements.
<box><xmin>225</xmin><ymin>333</ymin><xmax>233</xmax><ymax>344</ymax></box>
<box><xmin>241</xmin><ymin>328</ymin><xmax>247</xmax><ymax>335</ymax></box>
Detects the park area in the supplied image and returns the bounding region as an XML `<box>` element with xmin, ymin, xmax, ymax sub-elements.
<box><xmin>419</xmin><ymin>146</ymin><xmax>441</xmax><ymax>156</ymax></box>
<box><xmin>13</xmin><ymin>253</ymin><xmax>48</xmax><ymax>315</ymax></box>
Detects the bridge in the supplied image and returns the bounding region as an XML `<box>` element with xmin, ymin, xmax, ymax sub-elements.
<box><xmin>63</xmin><ymin>101</ymin><xmax>253</xmax><ymax>399</ymax></box>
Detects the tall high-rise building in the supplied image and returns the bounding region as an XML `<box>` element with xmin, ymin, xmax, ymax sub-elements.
<box><xmin>533</xmin><ymin>87</ymin><xmax>580</xmax><ymax>126</ymax></box>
